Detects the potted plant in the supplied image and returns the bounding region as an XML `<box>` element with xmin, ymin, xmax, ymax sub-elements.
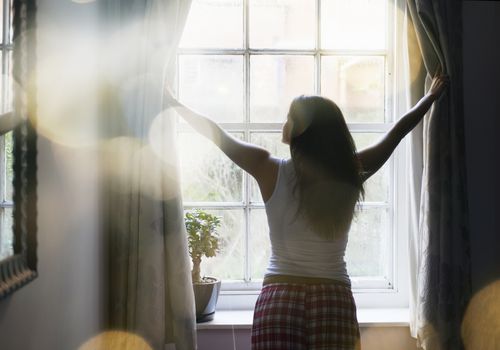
<box><xmin>185</xmin><ymin>209</ymin><xmax>223</xmax><ymax>323</ymax></box>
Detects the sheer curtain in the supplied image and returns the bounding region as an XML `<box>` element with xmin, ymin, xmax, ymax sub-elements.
<box><xmin>99</xmin><ymin>1</ymin><xmax>195</xmax><ymax>349</ymax></box>
<box><xmin>405</xmin><ymin>1</ymin><xmax>471</xmax><ymax>349</ymax></box>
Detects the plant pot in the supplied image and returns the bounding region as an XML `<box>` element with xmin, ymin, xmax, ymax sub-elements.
<box><xmin>193</xmin><ymin>277</ymin><xmax>221</xmax><ymax>323</ymax></box>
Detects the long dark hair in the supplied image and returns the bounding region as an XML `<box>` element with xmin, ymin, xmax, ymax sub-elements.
<box><xmin>289</xmin><ymin>95</ymin><xmax>364</xmax><ymax>240</ymax></box>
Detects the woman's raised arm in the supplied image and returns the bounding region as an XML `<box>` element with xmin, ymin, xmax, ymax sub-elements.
<box><xmin>166</xmin><ymin>91</ymin><xmax>279</xmax><ymax>197</ymax></box>
<box><xmin>357</xmin><ymin>74</ymin><xmax>449</xmax><ymax>181</ymax></box>
<box><xmin>0</xmin><ymin>111</ymin><xmax>21</xmax><ymax>136</ymax></box>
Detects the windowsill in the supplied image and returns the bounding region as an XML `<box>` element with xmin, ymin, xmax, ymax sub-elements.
<box><xmin>196</xmin><ymin>308</ymin><xmax>410</xmax><ymax>330</ymax></box>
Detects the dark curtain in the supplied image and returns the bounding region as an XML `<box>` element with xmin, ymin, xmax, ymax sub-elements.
<box><xmin>407</xmin><ymin>0</ymin><xmax>471</xmax><ymax>349</ymax></box>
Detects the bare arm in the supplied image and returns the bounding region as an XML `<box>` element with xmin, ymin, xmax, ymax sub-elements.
<box><xmin>357</xmin><ymin>75</ymin><xmax>449</xmax><ymax>181</ymax></box>
<box><xmin>166</xmin><ymin>92</ymin><xmax>279</xmax><ymax>198</ymax></box>
<box><xmin>0</xmin><ymin>111</ymin><xmax>21</xmax><ymax>136</ymax></box>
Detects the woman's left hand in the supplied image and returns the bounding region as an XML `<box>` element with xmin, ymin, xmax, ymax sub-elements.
<box><xmin>165</xmin><ymin>87</ymin><xmax>181</xmax><ymax>108</ymax></box>
<box><xmin>428</xmin><ymin>74</ymin><xmax>450</xmax><ymax>99</ymax></box>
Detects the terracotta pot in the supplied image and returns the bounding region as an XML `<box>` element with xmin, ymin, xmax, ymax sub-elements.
<box><xmin>193</xmin><ymin>277</ymin><xmax>221</xmax><ymax>323</ymax></box>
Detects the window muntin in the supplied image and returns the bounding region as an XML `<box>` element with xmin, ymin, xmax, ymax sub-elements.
<box><xmin>177</xmin><ymin>0</ymin><xmax>396</xmax><ymax>290</ymax></box>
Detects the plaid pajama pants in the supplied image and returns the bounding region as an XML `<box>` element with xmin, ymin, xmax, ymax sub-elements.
<box><xmin>251</xmin><ymin>282</ymin><xmax>361</xmax><ymax>350</ymax></box>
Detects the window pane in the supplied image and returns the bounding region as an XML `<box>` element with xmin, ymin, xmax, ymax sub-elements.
<box><xmin>9</xmin><ymin>0</ymin><xmax>12</xmax><ymax>43</ymax></box>
<box><xmin>4</xmin><ymin>131</ymin><xmax>12</xmax><ymax>201</ymax></box>
<box><xmin>179</xmin><ymin>55</ymin><xmax>244</xmax><ymax>122</ymax></box>
<box><xmin>0</xmin><ymin>208</ymin><xmax>13</xmax><ymax>260</ymax></box>
<box><xmin>352</xmin><ymin>132</ymin><xmax>380</xmax><ymax>150</ymax></box>
<box><xmin>321</xmin><ymin>56</ymin><xmax>385</xmax><ymax>123</ymax></box>
<box><xmin>352</xmin><ymin>133</ymin><xmax>389</xmax><ymax>203</ymax></box>
<box><xmin>179</xmin><ymin>132</ymin><xmax>244</xmax><ymax>202</ymax></box>
<box><xmin>198</xmin><ymin>209</ymin><xmax>245</xmax><ymax>280</ymax></box>
<box><xmin>6</xmin><ymin>50</ymin><xmax>12</xmax><ymax>112</ymax></box>
<box><xmin>0</xmin><ymin>51</ymin><xmax>3</xmax><ymax>109</ymax></box>
<box><xmin>321</xmin><ymin>0</ymin><xmax>387</xmax><ymax>50</ymax></box>
<box><xmin>249</xmin><ymin>132</ymin><xmax>290</xmax><ymax>202</ymax></box>
<box><xmin>250</xmin><ymin>55</ymin><xmax>314</xmax><ymax>122</ymax></box>
<box><xmin>249</xmin><ymin>209</ymin><xmax>271</xmax><ymax>280</ymax></box>
<box><xmin>249</xmin><ymin>0</ymin><xmax>315</xmax><ymax>49</ymax></box>
<box><xmin>363</xmin><ymin>165</ymin><xmax>389</xmax><ymax>203</ymax></box>
<box><xmin>0</xmin><ymin>50</ymin><xmax>13</xmax><ymax>112</ymax></box>
<box><xmin>180</xmin><ymin>0</ymin><xmax>243</xmax><ymax>49</ymax></box>
<box><xmin>0</xmin><ymin>0</ymin><xmax>14</xmax><ymax>44</ymax></box>
<box><xmin>346</xmin><ymin>207</ymin><xmax>390</xmax><ymax>277</ymax></box>
<box><xmin>0</xmin><ymin>1</ymin><xmax>3</xmax><ymax>44</ymax></box>
<box><xmin>251</xmin><ymin>132</ymin><xmax>290</xmax><ymax>158</ymax></box>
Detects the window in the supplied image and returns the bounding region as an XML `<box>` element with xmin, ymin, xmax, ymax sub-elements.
<box><xmin>0</xmin><ymin>0</ymin><xmax>13</xmax><ymax>260</ymax></box>
<box><xmin>0</xmin><ymin>0</ymin><xmax>37</xmax><ymax>300</ymax></box>
<box><xmin>177</xmin><ymin>0</ymin><xmax>408</xmax><ymax>308</ymax></box>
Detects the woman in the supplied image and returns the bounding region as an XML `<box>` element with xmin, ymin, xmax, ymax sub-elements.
<box><xmin>167</xmin><ymin>74</ymin><xmax>448</xmax><ymax>349</ymax></box>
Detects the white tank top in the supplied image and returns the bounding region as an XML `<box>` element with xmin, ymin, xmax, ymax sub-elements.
<box><xmin>264</xmin><ymin>158</ymin><xmax>351</xmax><ymax>285</ymax></box>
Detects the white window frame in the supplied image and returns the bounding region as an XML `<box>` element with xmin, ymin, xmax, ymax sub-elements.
<box><xmin>177</xmin><ymin>0</ymin><xmax>409</xmax><ymax>310</ymax></box>
<box><xmin>0</xmin><ymin>0</ymin><xmax>13</xmax><ymax>258</ymax></box>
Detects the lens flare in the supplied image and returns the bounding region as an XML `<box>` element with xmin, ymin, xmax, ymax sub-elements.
<box><xmin>101</xmin><ymin>136</ymin><xmax>181</xmax><ymax>201</ymax></box>
<box><xmin>135</xmin><ymin>144</ymin><xmax>181</xmax><ymax>201</ymax></box>
<box><xmin>35</xmin><ymin>26</ymin><xmax>99</xmax><ymax>148</ymax></box>
<box><xmin>148</xmin><ymin>109</ymin><xmax>180</xmax><ymax>164</ymax></box>
<box><xmin>100</xmin><ymin>136</ymin><xmax>143</xmax><ymax>195</ymax></box>
<box><xmin>78</xmin><ymin>330</ymin><xmax>152</xmax><ymax>350</ymax></box>
<box><xmin>462</xmin><ymin>280</ymin><xmax>500</xmax><ymax>350</ymax></box>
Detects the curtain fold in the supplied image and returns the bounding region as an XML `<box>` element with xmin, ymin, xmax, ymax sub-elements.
<box><xmin>406</xmin><ymin>1</ymin><xmax>471</xmax><ymax>349</ymax></box>
<box><xmin>99</xmin><ymin>1</ymin><xmax>195</xmax><ymax>349</ymax></box>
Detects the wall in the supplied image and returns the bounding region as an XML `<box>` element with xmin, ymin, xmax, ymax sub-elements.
<box><xmin>0</xmin><ymin>141</ymin><xmax>103</xmax><ymax>350</ymax></box>
<box><xmin>0</xmin><ymin>1</ymin><xmax>104</xmax><ymax>349</ymax></box>
<box><xmin>463</xmin><ymin>1</ymin><xmax>500</xmax><ymax>295</ymax></box>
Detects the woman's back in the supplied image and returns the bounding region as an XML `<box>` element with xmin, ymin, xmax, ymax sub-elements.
<box><xmin>265</xmin><ymin>158</ymin><xmax>351</xmax><ymax>285</ymax></box>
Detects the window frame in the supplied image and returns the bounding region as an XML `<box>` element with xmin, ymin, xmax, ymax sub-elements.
<box><xmin>0</xmin><ymin>0</ymin><xmax>13</xmax><ymax>258</ymax></box>
<box><xmin>176</xmin><ymin>0</ymin><xmax>409</xmax><ymax>309</ymax></box>
<box><xmin>0</xmin><ymin>0</ymin><xmax>38</xmax><ymax>300</ymax></box>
